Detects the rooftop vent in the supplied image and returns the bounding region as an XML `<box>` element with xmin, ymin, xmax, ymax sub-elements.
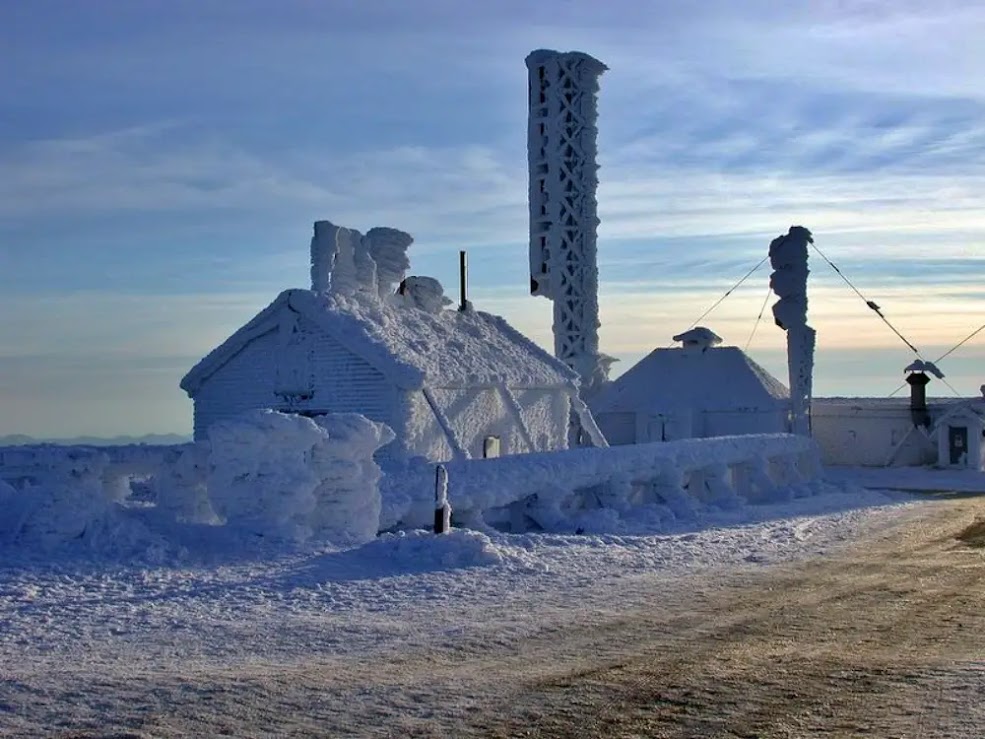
<box><xmin>672</xmin><ymin>327</ymin><xmax>723</xmax><ymax>353</ymax></box>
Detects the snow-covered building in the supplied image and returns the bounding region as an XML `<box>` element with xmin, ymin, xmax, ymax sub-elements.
<box><xmin>812</xmin><ymin>396</ymin><xmax>985</xmax><ymax>469</ymax></box>
<box><xmin>181</xmin><ymin>221</ymin><xmax>600</xmax><ymax>463</ymax></box>
<box><xmin>588</xmin><ymin>328</ymin><xmax>790</xmax><ymax>445</ymax></box>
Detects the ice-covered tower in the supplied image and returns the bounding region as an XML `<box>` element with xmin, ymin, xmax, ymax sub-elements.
<box><xmin>526</xmin><ymin>49</ymin><xmax>609</xmax><ymax>394</ymax></box>
<box><xmin>769</xmin><ymin>226</ymin><xmax>816</xmax><ymax>436</ymax></box>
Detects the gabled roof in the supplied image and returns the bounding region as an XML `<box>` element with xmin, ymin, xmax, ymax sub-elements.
<box><xmin>933</xmin><ymin>400</ymin><xmax>985</xmax><ymax>429</ymax></box>
<box><xmin>589</xmin><ymin>346</ymin><xmax>789</xmax><ymax>415</ymax></box>
<box><xmin>181</xmin><ymin>289</ymin><xmax>578</xmax><ymax>396</ymax></box>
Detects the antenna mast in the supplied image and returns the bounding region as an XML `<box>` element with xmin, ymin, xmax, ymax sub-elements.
<box><xmin>526</xmin><ymin>49</ymin><xmax>610</xmax><ymax>394</ymax></box>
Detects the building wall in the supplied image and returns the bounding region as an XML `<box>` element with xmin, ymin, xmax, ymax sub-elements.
<box><xmin>191</xmin><ymin>316</ymin><xmax>397</xmax><ymax>446</ymax></box>
<box><xmin>400</xmin><ymin>391</ymin><xmax>455</xmax><ymax>462</ymax></box>
<box><xmin>704</xmin><ymin>410</ymin><xmax>787</xmax><ymax>438</ymax></box>
<box><xmin>513</xmin><ymin>387</ymin><xmax>570</xmax><ymax>452</ymax></box>
<box><xmin>595</xmin><ymin>412</ymin><xmax>636</xmax><ymax>446</ymax></box>
<box><xmin>811</xmin><ymin>402</ymin><xmax>933</xmax><ymax>467</ymax></box>
<box><xmin>191</xmin><ymin>310</ymin><xmax>570</xmax><ymax>463</ymax></box>
<box><xmin>596</xmin><ymin>408</ymin><xmax>784</xmax><ymax>446</ymax></box>
<box><xmin>403</xmin><ymin>386</ymin><xmax>569</xmax><ymax>462</ymax></box>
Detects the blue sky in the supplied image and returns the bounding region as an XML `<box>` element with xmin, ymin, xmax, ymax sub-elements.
<box><xmin>2</xmin><ymin>1</ymin><xmax>985</xmax><ymax>437</ymax></box>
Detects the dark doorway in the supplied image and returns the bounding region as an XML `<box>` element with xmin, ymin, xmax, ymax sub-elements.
<box><xmin>949</xmin><ymin>425</ymin><xmax>969</xmax><ymax>465</ymax></box>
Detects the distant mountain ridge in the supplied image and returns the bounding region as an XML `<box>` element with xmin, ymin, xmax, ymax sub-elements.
<box><xmin>0</xmin><ymin>433</ymin><xmax>191</xmax><ymax>447</ymax></box>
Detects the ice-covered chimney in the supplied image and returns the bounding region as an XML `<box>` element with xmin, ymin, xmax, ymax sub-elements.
<box><xmin>310</xmin><ymin>220</ymin><xmax>339</xmax><ymax>294</ymax></box>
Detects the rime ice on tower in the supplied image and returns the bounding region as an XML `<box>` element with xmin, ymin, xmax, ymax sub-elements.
<box><xmin>769</xmin><ymin>226</ymin><xmax>816</xmax><ymax>436</ymax></box>
<box><xmin>526</xmin><ymin>49</ymin><xmax>612</xmax><ymax>395</ymax></box>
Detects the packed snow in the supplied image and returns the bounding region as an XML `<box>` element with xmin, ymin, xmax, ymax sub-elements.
<box><xmin>0</xmin><ymin>424</ymin><xmax>928</xmax><ymax>737</ymax></box>
<box><xmin>0</xmin><ymin>480</ymin><xmax>913</xmax><ymax>673</ymax></box>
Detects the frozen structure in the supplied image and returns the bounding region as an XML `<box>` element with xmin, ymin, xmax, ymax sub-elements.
<box><xmin>812</xmin><ymin>369</ymin><xmax>985</xmax><ymax>470</ymax></box>
<box><xmin>526</xmin><ymin>49</ymin><xmax>613</xmax><ymax>395</ymax></box>
<box><xmin>769</xmin><ymin>226</ymin><xmax>815</xmax><ymax>436</ymax></box>
<box><xmin>588</xmin><ymin>327</ymin><xmax>790</xmax><ymax>445</ymax></box>
<box><xmin>207</xmin><ymin>410</ymin><xmax>393</xmax><ymax>544</ymax></box>
<box><xmin>181</xmin><ymin>220</ymin><xmax>603</xmax><ymax>463</ymax></box>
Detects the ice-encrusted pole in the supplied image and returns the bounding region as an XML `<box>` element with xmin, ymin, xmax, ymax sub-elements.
<box><xmin>310</xmin><ymin>220</ymin><xmax>338</xmax><ymax>294</ymax></box>
<box><xmin>526</xmin><ymin>49</ymin><xmax>610</xmax><ymax>395</ymax></box>
<box><xmin>769</xmin><ymin>226</ymin><xmax>816</xmax><ymax>436</ymax></box>
<box><xmin>434</xmin><ymin>465</ymin><xmax>451</xmax><ymax>534</ymax></box>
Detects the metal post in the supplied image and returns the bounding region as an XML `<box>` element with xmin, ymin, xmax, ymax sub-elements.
<box><xmin>434</xmin><ymin>464</ymin><xmax>451</xmax><ymax>534</ymax></box>
<box><xmin>459</xmin><ymin>251</ymin><xmax>468</xmax><ymax>311</ymax></box>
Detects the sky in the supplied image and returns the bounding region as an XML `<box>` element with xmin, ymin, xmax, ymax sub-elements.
<box><xmin>2</xmin><ymin>0</ymin><xmax>985</xmax><ymax>437</ymax></box>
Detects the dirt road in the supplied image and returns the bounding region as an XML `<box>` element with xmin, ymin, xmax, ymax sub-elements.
<box><xmin>479</xmin><ymin>497</ymin><xmax>985</xmax><ymax>738</ymax></box>
<box><xmin>22</xmin><ymin>498</ymin><xmax>985</xmax><ymax>738</ymax></box>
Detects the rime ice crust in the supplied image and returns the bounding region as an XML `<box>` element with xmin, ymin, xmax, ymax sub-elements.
<box><xmin>526</xmin><ymin>49</ymin><xmax>611</xmax><ymax>394</ymax></box>
<box><xmin>769</xmin><ymin>226</ymin><xmax>816</xmax><ymax>436</ymax></box>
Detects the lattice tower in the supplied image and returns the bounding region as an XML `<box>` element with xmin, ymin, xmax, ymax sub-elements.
<box><xmin>526</xmin><ymin>50</ymin><xmax>609</xmax><ymax>392</ymax></box>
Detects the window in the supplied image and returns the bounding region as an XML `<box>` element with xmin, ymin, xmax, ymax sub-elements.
<box><xmin>483</xmin><ymin>436</ymin><xmax>501</xmax><ymax>459</ymax></box>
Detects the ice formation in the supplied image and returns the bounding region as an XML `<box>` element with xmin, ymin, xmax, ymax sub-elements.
<box><xmin>207</xmin><ymin>410</ymin><xmax>393</xmax><ymax>545</ymax></box>
<box><xmin>769</xmin><ymin>226</ymin><xmax>816</xmax><ymax>436</ymax></box>
<box><xmin>904</xmin><ymin>359</ymin><xmax>945</xmax><ymax>380</ymax></box>
<box><xmin>310</xmin><ymin>220</ymin><xmax>414</xmax><ymax>300</ymax></box>
<box><xmin>526</xmin><ymin>49</ymin><xmax>613</xmax><ymax>396</ymax></box>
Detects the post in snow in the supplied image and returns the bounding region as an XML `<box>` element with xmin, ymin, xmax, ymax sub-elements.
<box><xmin>434</xmin><ymin>464</ymin><xmax>452</xmax><ymax>534</ymax></box>
<box><xmin>769</xmin><ymin>226</ymin><xmax>816</xmax><ymax>436</ymax></box>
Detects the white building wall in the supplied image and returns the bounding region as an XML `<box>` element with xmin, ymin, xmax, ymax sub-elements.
<box><xmin>597</xmin><ymin>408</ymin><xmax>783</xmax><ymax>446</ymax></box>
<box><xmin>595</xmin><ymin>412</ymin><xmax>636</xmax><ymax>446</ymax></box>
<box><xmin>191</xmin><ymin>317</ymin><xmax>397</xmax><ymax>444</ymax></box>
<box><xmin>400</xmin><ymin>391</ymin><xmax>455</xmax><ymax>462</ymax></box>
<box><xmin>428</xmin><ymin>387</ymin><xmax>519</xmax><ymax>459</ymax></box>
<box><xmin>704</xmin><ymin>410</ymin><xmax>787</xmax><ymax>438</ymax></box>
<box><xmin>811</xmin><ymin>403</ymin><xmax>927</xmax><ymax>467</ymax></box>
<box><xmin>514</xmin><ymin>388</ymin><xmax>570</xmax><ymax>451</ymax></box>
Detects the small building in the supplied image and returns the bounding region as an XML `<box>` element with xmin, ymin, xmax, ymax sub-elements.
<box><xmin>933</xmin><ymin>403</ymin><xmax>985</xmax><ymax>470</ymax></box>
<box><xmin>588</xmin><ymin>327</ymin><xmax>790</xmax><ymax>445</ymax></box>
<box><xmin>811</xmin><ymin>366</ymin><xmax>982</xmax><ymax>468</ymax></box>
<box><xmin>811</xmin><ymin>398</ymin><xmax>936</xmax><ymax>467</ymax></box>
<box><xmin>181</xmin><ymin>221</ymin><xmax>596</xmax><ymax>464</ymax></box>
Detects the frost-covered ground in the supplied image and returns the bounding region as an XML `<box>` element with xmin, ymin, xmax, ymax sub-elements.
<box><xmin>0</xmin><ymin>487</ymin><xmax>911</xmax><ymax>704</ymax></box>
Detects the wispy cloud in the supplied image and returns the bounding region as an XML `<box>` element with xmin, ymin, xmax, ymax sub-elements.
<box><xmin>3</xmin><ymin>1</ymin><xmax>985</xmax><ymax>434</ymax></box>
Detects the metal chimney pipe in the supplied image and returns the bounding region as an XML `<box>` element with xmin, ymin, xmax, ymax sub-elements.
<box><xmin>906</xmin><ymin>371</ymin><xmax>930</xmax><ymax>428</ymax></box>
<box><xmin>459</xmin><ymin>250</ymin><xmax>468</xmax><ymax>311</ymax></box>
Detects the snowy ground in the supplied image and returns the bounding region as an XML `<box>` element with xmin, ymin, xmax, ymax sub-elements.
<box><xmin>825</xmin><ymin>464</ymin><xmax>985</xmax><ymax>493</ymax></box>
<box><xmin>0</xmin><ymin>484</ymin><xmax>918</xmax><ymax>736</ymax></box>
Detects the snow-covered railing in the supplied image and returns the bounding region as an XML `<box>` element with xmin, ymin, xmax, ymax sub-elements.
<box><xmin>4</xmin><ymin>429</ymin><xmax>822</xmax><ymax>541</ymax></box>
<box><xmin>382</xmin><ymin>433</ymin><xmax>821</xmax><ymax>531</ymax></box>
<box><xmin>0</xmin><ymin>444</ymin><xmax>183</xmax><ymax>493</ymax></box>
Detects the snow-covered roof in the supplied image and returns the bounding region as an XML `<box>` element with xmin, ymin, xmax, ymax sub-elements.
<box><xmin>181</xmin><ymin>289</ymin><xmax>578</xmax><ymax>395</ymax></box>
<box><xmin>589</xmin><ymin>346</ymin><xmax>789</xmax><ymax>415</ymax></box>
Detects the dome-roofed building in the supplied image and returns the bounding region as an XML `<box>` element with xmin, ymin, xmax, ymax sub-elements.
<box><xmin>588</xmin><ymin>327</ymin><xmax>791</xmax><ymax>445</ymax></box>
